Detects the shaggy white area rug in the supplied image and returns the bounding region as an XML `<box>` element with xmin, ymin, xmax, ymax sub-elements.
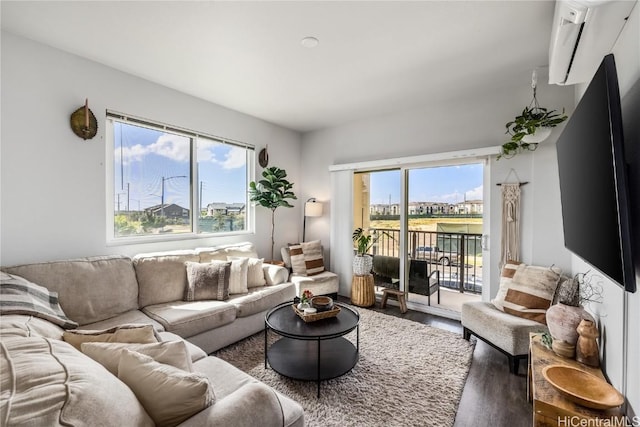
<box><xmin>215</xmin><ymin>306</ymin><xmax>475</xmax><ymax>427</ymax></box>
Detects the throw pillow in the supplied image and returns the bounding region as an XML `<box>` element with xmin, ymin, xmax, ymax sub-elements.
<box><xmin>184</xmin><ymin>261</ymin><xmax>231</xmax><ymax>301</ymax></box>
<box><xmin>226</xmin><ymin>257</ymin><xmax>249</xmax><ymax>294</ymax></box>
<box><xmin>63</xmin><ymin>324</ymin><xmax>158</xmax><ymax>350</ymax></box>
<box><xmin>118</xmin><ymin>349</ymin><xmax>215</xmax><ymax>427</ymax></box>
<box><xmin>501</xmin><ymin>263</ymin><xmax>561</xmax><ymax>324</ymax></box>
<box><xmin>80</xmin><ymin>341</ymin><xmax>193</xmax><ymax>376</ymax></box>
<box><xmin>0</xmin><ymin>272</ymin><xmax>79</xmax><ymax>329</ymax></box>
<box><xmin>301</xmin><ymin>240</ymin><xmax>325</xmax><ymax>276</ymax></box>
<box><xmin>228</xmin><ymin>256</ymin><xmax>266</xmax><ymax>288</ymax></box>
<box><xmin>288</xmin><ymin>244</ymin><xmax>307</xmax><ymax>275</ymax></box>
<box><xmin>491</xmin><ymin>260</ymin><xmax>521</xmax><ymax>311</ymax></box>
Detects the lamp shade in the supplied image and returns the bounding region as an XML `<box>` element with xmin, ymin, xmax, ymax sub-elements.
<box><xmin>305</xmin><ymin>201</ymin><xmax>323</xmax><ymax>217</ymax></box>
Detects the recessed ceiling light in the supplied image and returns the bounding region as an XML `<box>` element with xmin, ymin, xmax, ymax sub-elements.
<box><xmin>301</xmin><ymin>36</ymin><xmax>319</xmax><ymax>48</ymax></box>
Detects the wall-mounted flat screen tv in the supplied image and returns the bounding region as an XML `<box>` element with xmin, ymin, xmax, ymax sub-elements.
<box><xmin>556</xmin><ymin>54</ymin><xmax>636</xmax><ymax>293</ymax></box>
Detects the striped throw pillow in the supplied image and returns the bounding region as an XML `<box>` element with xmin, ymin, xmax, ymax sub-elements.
<box><xmin>491</xmin><ymin>260</ymin><xmax>521</xmax><ymax>311</ymax></box>
<box><xmin>301</xmin><ymin>240</ymin><xmax>325</xmax><ymax>276</ymax></box>
<box><xmin>288</xmin><ymin>244</ymin><xmax>307</xmax><ymax>275</ymax></box>
<box><xmin>497</xmin><ymin>263</ymin><xmax>561</xmax><ymax>324</ymax></box>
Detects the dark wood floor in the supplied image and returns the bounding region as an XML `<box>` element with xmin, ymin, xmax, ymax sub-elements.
<box><xmin>340</xmin><ymin>296</ymin><xmax>532</xmax><ymax>427</ymax></box>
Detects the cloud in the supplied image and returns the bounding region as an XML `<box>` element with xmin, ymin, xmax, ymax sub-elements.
<box><xmin>197</xmin><ymin>141</ymin><xmax>246</xmax><ymax>170</ymax></box>
<box><xmin>432</xmin><ymin>185</ymin><xmax>483</xmax><ymax>203</ymax></box>
<box><xmin>465</xmin><ymin>185</ymin><xmax>483</xmax><ymax>200</ymax></box>
<box><xmin>117</xmin><ymin>133</ymin><xmax>190</xmax><ymax>164</ymax></box>
<box><xmin>221</xmin><ymin>146</ymin><xmax>246</xmax><ymax>169</ymax></box>
<box><xmin>197</xmin><ymin>139</ymin><xmax>218</xmax><ymax>163</ymax></box>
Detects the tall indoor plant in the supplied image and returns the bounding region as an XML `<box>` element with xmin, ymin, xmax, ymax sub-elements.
<box><xmin>249</xmin><ymin>166</ymin><xmax>297</xmax><ymax>262</ymax></box>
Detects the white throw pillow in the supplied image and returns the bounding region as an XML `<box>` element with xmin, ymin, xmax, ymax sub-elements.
<box><xmin>80</xmin><ymin>341</ymin><xmax>193</xmax><ymax>376</ymax></box>
<box><xmin>227</xmin><ymin>257</ymin><xmax>249</xmax><ymax>294</ymax></box>
<box><xmin>118</xmin><ymin>349</ymin><xmax>215</xmax><ymax>427</ymax></box>
<box><xmin>229</xmin><ymin>256</ymin><xmax>266</xmax><ymax>288</ymax></box>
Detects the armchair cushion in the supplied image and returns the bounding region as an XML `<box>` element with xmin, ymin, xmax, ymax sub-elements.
<box><xmin>291</xmin><ymin>271</ymin><xmax>338</xmax><ymax>297</ymax></box>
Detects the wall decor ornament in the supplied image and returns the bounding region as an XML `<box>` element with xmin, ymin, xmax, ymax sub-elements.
<box><xmin>70</xmin><ymin>98</ymin><xmax>98</xmax><ymax>140</ymax></box>
<box><xmin>258</xmin><ymin>145</ymin><xmax>269</xmax><ymax>168</ymax></box>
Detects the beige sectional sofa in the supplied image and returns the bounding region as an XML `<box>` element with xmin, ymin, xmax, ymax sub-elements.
<box><xmin>0</xmin><ymin>242</ymin><xmax>304</xmax><ymax>427</ymax></box>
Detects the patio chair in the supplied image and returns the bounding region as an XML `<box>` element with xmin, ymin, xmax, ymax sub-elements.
<box><xmin>371</xmin><ymin>255</ymin><xmax>440</xmax><ymax>305</ymax></box>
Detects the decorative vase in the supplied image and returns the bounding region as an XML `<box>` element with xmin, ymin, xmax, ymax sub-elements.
<box><xmin>353</xmin><ymin>254</ymin><xmax>373</xmax><ymax>276</ymax></box>
<box><xmin>546</xmin><ymin>303</ymin><xmax>594</xmax><ymax>358</ymax></box>
<box><xmin>576</xmin><ymin>319</ymin><xmax>600</xmax><ymax>367</ymax></box>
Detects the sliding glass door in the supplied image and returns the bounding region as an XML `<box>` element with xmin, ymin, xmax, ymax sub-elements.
<box><xmin>353</xmin><ymin>162</ymin><xmax>484</xmax><ymax>313</ymax></box>
<box><xmin>406</xmin><ymin>164</ymin><xmax>484</xmax><ymax>311</ymax></box>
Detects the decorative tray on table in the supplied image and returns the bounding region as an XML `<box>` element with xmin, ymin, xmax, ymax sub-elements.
<box><xmin>292</xmin><ymin>304</ymin><xmax>340</xmax><ymax>322</ymax></box>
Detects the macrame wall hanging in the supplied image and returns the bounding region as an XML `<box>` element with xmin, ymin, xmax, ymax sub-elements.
<box><xmin>497</xmin><ymin>169</ymin><xmax>528</xmax><ymax>269</ymax></box>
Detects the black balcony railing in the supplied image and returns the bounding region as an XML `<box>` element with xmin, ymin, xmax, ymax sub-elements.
<box><xmin>369</xmin><ymin>228</ymin><xmax>483</xmax><ymax>294</ymax></box>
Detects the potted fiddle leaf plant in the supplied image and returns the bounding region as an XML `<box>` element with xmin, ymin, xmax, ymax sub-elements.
<box><xmin>249</xmin><ymin>166</ymin><xmax>297</xmax><ymax>263</ymax></box>
<box><xmin>352</xmin><ymin>227</ymin><xmax>391</xmax><ymax>275</ymax></box>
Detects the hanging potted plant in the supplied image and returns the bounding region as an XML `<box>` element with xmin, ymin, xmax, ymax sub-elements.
<box><xmin>249</xmin><ymin>166</ymin><xmax>297</xmax><ymax>263</ymax></box>
<box><xmin>352</xmin><ymin>228</ymin><xmax>391</xmax><ymax>275</ymax></box>
<box><xmin>498</xmin><ymin>71</ymin><xmax>568</xmax><ymax>160</ymax></box>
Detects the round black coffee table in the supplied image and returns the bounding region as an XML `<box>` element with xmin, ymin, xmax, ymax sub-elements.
<box><xmin>264</xmin><ymin>301</ymin><xmax>360</xmax><ymax>397</ymax></box>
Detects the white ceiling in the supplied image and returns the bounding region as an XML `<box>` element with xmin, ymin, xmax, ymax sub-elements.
<box><xmin>0</xmin><ymin>1</ymin><xmax>556</xmax><ymax>133</ymax></box>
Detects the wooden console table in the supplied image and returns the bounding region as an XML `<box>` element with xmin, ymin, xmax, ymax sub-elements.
<box><xmin>528</xmin><ymin>334</ymin><xmax>625</xmax><ymax>426</ymax></box>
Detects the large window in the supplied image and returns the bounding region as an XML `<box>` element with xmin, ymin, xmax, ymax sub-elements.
<box><xmin>107</xmin><ymin>112</ymin><xmax>253</xmax><ymax>241</ymax></box>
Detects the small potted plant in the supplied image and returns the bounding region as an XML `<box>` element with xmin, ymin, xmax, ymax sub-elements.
<box><xmin>352</xmin><ymin>228</ymin><xmax>390</xmax><ymax>275</ymax></box>
<box><xmin>249</xmin><ymin>166</ymin><xmax>297</xmax><ymax>263</ymax></box>
<box><xmin>297</xmin><ymin>289</ymin><xmax>314</xmax><ymax>309</ymax></box>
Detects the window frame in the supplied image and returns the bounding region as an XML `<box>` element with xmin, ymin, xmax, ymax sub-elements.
<box><xmin>105</xmin><ymin>111</ymin><xmax>255</xmax><ymax>245</ymax></box>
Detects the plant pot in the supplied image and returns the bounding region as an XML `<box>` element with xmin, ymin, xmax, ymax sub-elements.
<box><xmin>353</xmin><ymin>254</ymin><xmax>373</xmax><ymax>276</ymax></box>
<box><xmin>522</xmin><ymin>126</ymin><xmax>552</xmax><ymax>143</ymax></box>
<box><xmin>546</xmin><ymin>303</ymin><xmax>594</xmax><ymax>358</ymax></box>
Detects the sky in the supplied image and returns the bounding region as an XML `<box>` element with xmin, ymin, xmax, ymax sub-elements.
<box><xmin>113</xmin><ymin>122</ymin><xmax>247</xmax><ymax>211</ymax></box>
<box><xmin>369</xmin><ymin>163</ymin><xmax>483</xmax><ymax>205</ymax></box>
<box><xmin>113</xmin><ymin>121</ymin><xmax>482</xmax><ymax>211</ymax></box>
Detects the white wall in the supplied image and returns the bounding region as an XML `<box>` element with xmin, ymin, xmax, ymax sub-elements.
<box><xmin>301</xmin><ymin>73</ymin><xmax>575</xmax><ymax>298</ymax></box>
<box><xmin>0</xmin><ymin>32</ymin><xmax>302</xmax><ymax>265</ymax></box>
<box><xmin>569</xmin><ymin>2</ymin><xmax>640</xmax><ymax>417</ymax></box>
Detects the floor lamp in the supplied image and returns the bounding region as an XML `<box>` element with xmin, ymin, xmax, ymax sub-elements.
<box><xmin>303</xmin><ymin>198</ymin><xmax>323</xmax><ymax>242</ymax></box>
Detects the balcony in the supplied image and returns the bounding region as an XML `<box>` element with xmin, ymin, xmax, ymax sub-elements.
<box><xmin>370</xmin><ymin>228</ymin><xmax>483</xmax><ymax>295</ymax></box>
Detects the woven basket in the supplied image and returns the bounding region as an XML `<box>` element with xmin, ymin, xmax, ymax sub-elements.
<box><xmin>292</xmin><ymin>304</ymin><xmax>340</xmax><ymax>323</ymax></box>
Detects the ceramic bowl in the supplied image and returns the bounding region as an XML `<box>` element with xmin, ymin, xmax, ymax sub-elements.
<box><xmin>311</xmin><ymin>296</ymin><xmax>334</xmax><ymax>312</ymax></box>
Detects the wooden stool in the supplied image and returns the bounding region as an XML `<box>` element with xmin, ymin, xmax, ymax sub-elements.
<box><xmin>380</xmin><ymin>289</ymin><xmax>408</xmax><ymax>314</ymax></box>
<box><xmin>351</xmin><ymin>274</ymin><xmax>375</xmax><ymax>307</ymax></box>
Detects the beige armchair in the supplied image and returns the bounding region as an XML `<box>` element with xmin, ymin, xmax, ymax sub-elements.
<box><xmin>280</xmin><ymin>247</ymin><xmax>339</xmax><ymax>299</ymax></box>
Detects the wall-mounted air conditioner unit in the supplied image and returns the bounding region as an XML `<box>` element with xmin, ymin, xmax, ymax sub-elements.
<box><xmin>548</xmin><ymin>0</ymin><xmax>636</xmax><ymax>86</ymax></box>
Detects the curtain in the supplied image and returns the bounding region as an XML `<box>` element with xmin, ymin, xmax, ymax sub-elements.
<box><xmin>330</xmin><ymin>170</ymin><xmax>355</xmax><ymax>296</ymax></box>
